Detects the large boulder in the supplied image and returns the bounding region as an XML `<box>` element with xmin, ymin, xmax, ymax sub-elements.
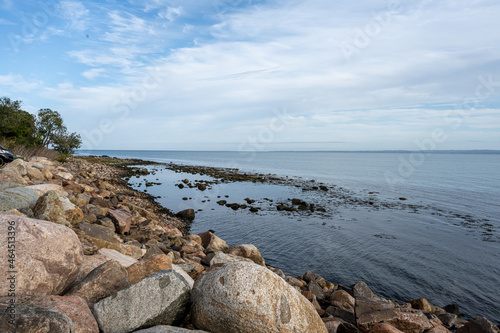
<box><xmin>97</xmin><ymin>248</ymin><xmax>138</xmax><ymax>267</ymax></box>
<box><xmin>209</xmin><ymin>252</ymin><xmax>253</xmax><ymax>266</ymax></box>
<box><xmin>93</xmin><ymin>270</ymin><xmax>192</xmax><ymax>333</ymax></box>
<box><xmin>191</xmin><ymin>261</ymin><xmax>327</xmax><ymax>333</ymax></box>
<box><xmin>176</xmin><ymin>208</ymin><xmax>195</xmax><ymax>221</ymax></box>
<box><xmin>66</xmin><ymin>260</ymin><xmax>129</xmax><ymax>305</ymax></box>
<box><xmin>0</xmin><ymin>295</ymin><xmax>98</xmax><ymax>333</ymax></box>
<box><xmin>0</xmin><ymin>214</ymin><xmax>83</xmax><ymax>296</ymax></box>
<box><xmin>198</xmin><ymin>231</ymin><xmax>229</xmax><ymax>251</ymax></box>
<box><xmin>0</xmin><ymin>186</ymin><xmax>39</xmax><ymax>211</ymax></box>
<box><xmin>26</xmin><ymin>183</ymin><xmax>66</xmax><ymax>196</ymax></box>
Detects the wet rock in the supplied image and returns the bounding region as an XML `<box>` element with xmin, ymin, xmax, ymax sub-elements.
<box><xmin>176</xmin><ymin>208</ymin><xmax>195</xmax><ymax>221</ymax></box>
<box><xmin>66</xmin><ymin>260</ymin><xmax>129</xmax><ymax>306</ymax></box>
<box><xmin>456</xmin><ymin>318</ymin><xmax>500</xmax><ymax>333</ymax></box>
<box><xmin>93</xmin><ymin>270</ymin><xmax>191</xmax><ymax>333</ymax></box>
<box><xmin>0</xmin><ymin>295</ymin><xmax>98</xmax><ymax>333</ymax></box>
<box><xmin>216</xmin><ymin>200</ymin><xmax>227</xmax><ymax>205</ymax></box>
<box><xmin>303</xmin><ymin>270</ymin><xmax>326</xmax><ymax>288</ymax></box>
<box><xmin>330</xmin><ymin>290</ymin><xmax>355</xmax><ymax>312</ymax></box>
<box><xmin>0</xmin><ymin>214</ymin><xmax>83</xmax><ymax>297</ymax></box>
<box><xmin>436</xmin><ymin>312</ymin><xmax>458</xmax><ymax>327</ymax></box>
<box><xmin>409</xmin><ymin>298</ymin><xmax>433</xmax><ymax>313</ymax></box>
<box><xmin>197</xmin><ymin>184</ymin><xmax>207</xmax><ymax>191</ymax></box>
<box><xmin>191</xmin><ymin>262</ymin><xmax>327</xmax><ymax>333</ymax></box>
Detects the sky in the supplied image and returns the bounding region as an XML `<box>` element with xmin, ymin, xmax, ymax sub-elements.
<box><xmin>1</xmin><ymin>0</ymin><xmax>499</xmax><ymax>151</ymax></box>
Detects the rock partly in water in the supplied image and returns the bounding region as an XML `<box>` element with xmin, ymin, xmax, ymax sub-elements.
<box><xmin>198</xmin><ymin>231</ymin><xmax>229</xmax><ymax>251</ymax></box>
<box><xmin>93</xmin><ymin>270</ymin><xmax>192</xmax><ymax>333</ymax></box>
<box><xmin>456</xmin><ymin>318</ymin><xmax>500</xmax><ymax>333</ymax></box>
<box><xmin>191</xmin><ymin>261</ymin><xmax>327</xmax><ymax>333</ymax></box>
<box><xmin>0</xmin><ymin>214</ymin><xmax>83</xmax><ymax>297</ymax></box>
<box><xmin>176</xmin><ymin>209</ymin><xmax>195</xmax><ymax>221</ymax></box>
<box><xmin>228</xmin><ymin>244</ymin><xmax>265</xmax><ymax>266</ymax></box>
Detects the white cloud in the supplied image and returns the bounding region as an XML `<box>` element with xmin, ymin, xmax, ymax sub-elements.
<box><xmin>82</xmin><ymin>68</ymin><xmax>106</xmax><ymax>79</ymax></box>
<box><xmin>0</xmin><ymin>74</ymin><xmax>41</xmax><ymax>91</ymax></box>
<box><xmin>158</xmin><ymin>6</ymin><xmax>183</xmax><ymax>22</ymax></box>
<box><xmin>58</xmin><ymin>0</ymin><xmax>89</xmax><ymax>31</ymax></box>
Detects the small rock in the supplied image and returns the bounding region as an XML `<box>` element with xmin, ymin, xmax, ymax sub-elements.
<box><xmin>176</xmin><ymin>209</ymin><xmax>195</xmax><ymax>221</ymax></box>
<box><xmin>198</xmin><ymin>231</ymin><xmax>229</xmax><ymax>250</ymax></box>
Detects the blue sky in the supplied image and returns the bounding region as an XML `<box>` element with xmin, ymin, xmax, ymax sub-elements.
<box><xmin>1</xmin><ymin>0</ymin><xmax>499</xmax><ymax>151</ymax></box>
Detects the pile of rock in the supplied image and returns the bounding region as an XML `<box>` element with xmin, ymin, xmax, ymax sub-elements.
<box><xmin>1</xmin><ymin>156</ymin><xmax>499</xmax><ymax>333</ymax></box>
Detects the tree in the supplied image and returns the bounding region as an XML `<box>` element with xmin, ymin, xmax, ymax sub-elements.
<box><xmin>52</xmin><ymin>131</ymin><xmax>82</xmax><ymax>154</ymax></box>
<box><xmin>0</xmin><ymin>97</ymin><xmax>36</xmax><ymax>145</ymax></box>
<box><xmin>35</xmin><ymin>108</ymin><xmax>66</xmax><ymax>147</ymax></box>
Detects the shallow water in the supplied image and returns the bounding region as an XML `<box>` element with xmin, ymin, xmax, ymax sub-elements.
<box><xmin>79</xmin><ymin>150</ymin><xmax>500</xmax><ymax>323</ymax></box>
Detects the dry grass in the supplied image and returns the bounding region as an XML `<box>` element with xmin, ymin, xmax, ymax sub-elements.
<box><xmin>0</xmin><ymin>138</ymin><xmax>60</xmax><ymax>160</ymax></box>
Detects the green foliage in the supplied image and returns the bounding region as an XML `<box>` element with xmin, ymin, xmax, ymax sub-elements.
<box><xmin>0</xmin><ymin>96</ymin><xmax>82</xmax><ymax>157</ymax></box>
<box><xmin>0</xmin><ymin>97</ymin><xmax>36</xmax><ymax>145</ymax></box>
<box><xmin>35</xmin><ymin>108</ymin><xmax>66</xmax><ymax>147</ymax></box>
<box><xmin>52</xmin><ymin>131</ymin><xmax>82</xmax><ymax>154</ymax></box>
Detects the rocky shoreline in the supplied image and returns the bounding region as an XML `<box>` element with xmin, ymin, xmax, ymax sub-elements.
<box><xmin>0</xmin><ymin>155</ymin><xmax>499</xmax><ymax>332</ymax></box>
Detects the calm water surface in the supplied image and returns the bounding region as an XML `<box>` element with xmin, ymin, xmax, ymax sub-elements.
<box><xmin>78</xmin><ymin>150</ymin><xmax>500</xmax><ymax>323</ymax></box>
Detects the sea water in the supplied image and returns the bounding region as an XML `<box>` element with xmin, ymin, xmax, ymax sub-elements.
<box><xmin>77</xmin><ymin>150</ymin><xmax>500</xmax><ymax>323</ymax></box>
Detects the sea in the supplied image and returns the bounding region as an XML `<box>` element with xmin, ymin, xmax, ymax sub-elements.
<box><xmin>77</xmin><ymin>150</ymin><xmax>500</xmax><ymax>323</ymax></box>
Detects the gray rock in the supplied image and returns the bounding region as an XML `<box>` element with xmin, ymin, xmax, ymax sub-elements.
<box><xmin>93</xmin><ymin>270</ymin><xmax>191</xmax><ymax>333</ymax></box>
<box><xmin>133</xmin><ymin>326</ymin><xmax>210</xmax><ymax>332</ymax></box>
<box><xmin>0</xmin><ymin>186</ymin><xmax>39</xmax><ymax>211</ymax></box>
<box><xmin>79</xmin><ymin>221</ymin><xmax>122</xmax><ymax>243</ymax></box>
<box><xmin>191</xmin><ymin>261</ymin><xmax>327</xmax><ymax>333</ymax></box>
<box><xmin>33</xmin><ymin>190</ymin><xmax>70</xmax><ymax>226</ymax></box>
<box><xmin>353</xmin><ymin>281</ymin><xmax>379</xmax><ymax>300</ymax></box>
<box><xmin>0</xmin><ymin>306</ymin><xmax>73</xmax><ymax>332</ymax></box>
<box><xmin>0</xmin><ymin>295</ymin><xmax>98</xmax><ymax>333</ymax></box>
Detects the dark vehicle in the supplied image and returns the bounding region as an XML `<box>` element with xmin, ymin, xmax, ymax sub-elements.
<box><xmin>0</xmin><ymin>146</ymin><xmax>14</xmax><ymax>166</ymax></box>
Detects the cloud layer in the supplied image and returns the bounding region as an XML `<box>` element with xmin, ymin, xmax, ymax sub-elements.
<box><xmin>1</xmin><ymin>0</ymin><xmax>499</xmax><ymax>150</ymax></box>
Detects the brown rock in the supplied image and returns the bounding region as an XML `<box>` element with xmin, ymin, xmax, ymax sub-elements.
<box><xmin>456</xmin><ymin>318</ymin><xmax>500</xmax><ymax>333</ymax></box>
<box><xmin>0</xmin><ymin>214</ymin><xmax>83</xmax><ymax>296</ymax></box>
<box><xmin>409</xmin><ymin>298</ymin><xmax>433</xmax><ymax>313</ymax></box>
<box><xmin>330</xmin><ymin>290</ymin><xmax>355</xmax><ymax>312</ymax></box>
<box><xmin>0</xmin><ymin>295</ymin><xmax>98</xmax><ymax>333</ymax></box>
<box><xmin>42</xmin><ymin>168</ymin><xmax>53</xmax><ymax>180</ymax></box>
<box><xmin>369</xmin><ymin>323</ymin><xmax>404</xmax><ymax>333</ymax></box>
<box><xmin>32</xmin><ymin>190</ymin><xmax>70</xmax><ymax>226</ymax></box>
<box><xmin>108</xmin><ymin>209</ymin><xmax>132</xmax><ymax>234</ymax></box>
<box><xmin>27</xmin><ymin>168</ymin><xmax>44</xmax><ymax>181</ymax></box>
<box><xmin>198</xmin><ymin>231</ymin><xmax>229</xmax><ymax>251</ymax></box>
<box><xmin>66</xmin><ymin>260</ymin><xmax>129</xmax><ymax>305</ymax></box>
<box><xmin>304</xmin><ymin>270</ymin><xmax>327</xmax><ymax>288</ymax></box>
<box><xmin>97</xmin><ymin>248</ymin><xmax>138</xmax><ymax>267</ymax></box>
<box><xmin>228</xmin><ymin>244</ymin><xmax>265</xmax><ymax>266</ymax></box>
<box><xmin>126</xmin><ymin>246</ymin><xmax>173</xmax><ymax>285</ymax></box>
